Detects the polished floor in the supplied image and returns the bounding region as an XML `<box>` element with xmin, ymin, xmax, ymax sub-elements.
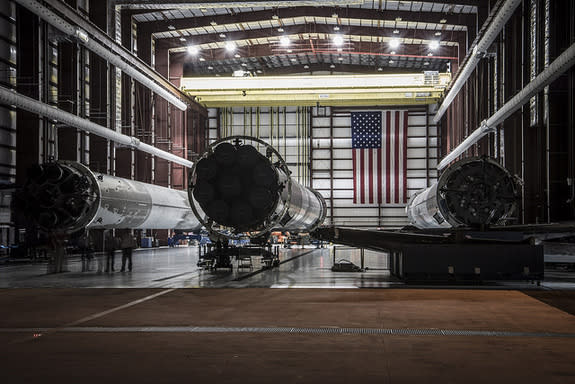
<box><xmin>0</xmin><ymin>244</ymin><xmax>573</xmax><ymax>289</ymax></box>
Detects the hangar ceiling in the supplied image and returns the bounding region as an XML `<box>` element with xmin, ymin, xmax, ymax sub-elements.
<box><xmin>120</xmin><ymin>0</ymin><xmax>482</xmax><ymax>77</ymax></box>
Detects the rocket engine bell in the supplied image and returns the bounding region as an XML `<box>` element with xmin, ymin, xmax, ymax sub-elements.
<box><xmin>188</xmin><ymin>136</ymin><xmax>326</xmax><ymax>238</ymax></box>
<box><xmin>15</xmin><ymin>161</ymin><xmax>202</xmax><ymax>233</ymax></box>
<box><xmin>406</xmin><ymin>157</ymin><xmax>519</xmax><ymax>229</ymax></box>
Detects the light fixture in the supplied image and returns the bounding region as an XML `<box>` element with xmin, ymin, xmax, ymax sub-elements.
<box><xmin>338</xmin><ymin>56</ymin><xmax>343</xmax><ymax>61</ymax></box>
<box><xmin>187</xmin><ymin>46</ymin><xmax>199</xmax><ymax>55</ymax></box>
<box><xmin>225</xmin><ymin>41</ymin><xmax>237</xmax><ymax>52</ymax></box>
<box><xmin>256</xmin><ymin>69</ymin><xmax>262</xmax><ymax>74</ymax></box>
<box><xmin>393</xmin><ymin>29</ymin><xmax>400</xmax><ymax>34</ymax></box>
<box><xmin>428</xmin><ymin>52</ymin><xmax>433</xmax><ymax>56</ymax></box>
<box><xmin>278</xmin><ymin>28</ymin><xmax>284</xmax><ymax>32</ymax></box>
<box><xmin>290</xmin><ymin>58</ymin><xmax>297</xmax><ymax>62</ymax></box>
<box><xmin>207</xmin><ymin>66</ymin><xmax>214</xmax><ymax>70</ymax></box>
<box><xmin>331</xmin><ymin>13</ymin><xmax>339</xmax><ymax>18</ymax></box>
<box><xmin>287</xmin><ymin>49</ymin><xmax>293</xmax><ymax>53</ymax></box>
<box><xmin>210</xmin><ymin>20</ymin><xmax>218</xmax><ymax>26</ymax></box>
<box><xmin>280</xmin><ymin>36</ymin><xmax>290</xmax><ymax>47</ymax></box>
<box><xmin>179</xmin><ymin>37</ymin><xmax>187</xmax><ymax>42</ymax></box>
<box><xmin>200</xmin><ymin>8</ymin><xmax>208</xmax><ymax>13</ymax></box>
<box><xmin>234</xmin><ymin>53</ymin><xmax>241</xmax><ymax>58</ymax></box>
<box><xmin>337</xmin><ymin>48</ymin><xmax>343</xmax><ymax>52</ymax></box>
<box><xmin>439</xmin><ymin>18</ymin><xmax>447</xmax><ymax>24</ymax></box>
<box><xmin>424</xmin><ymin>61</ymin><xmax>430</xmax><ymax>65</ymax></box>
<box><xmin>377</xmin><ymin>67</ymin><xmax>383</xmax><ymax>71</ymax></box>
<box><xmin>199</xmin><ymin>57</ymin><xmax>205</xmax><ymax>61</ymax></box>
<box><xmin>333</xmin><ymin>26</ymin><xmax>340</xmax><ymax>31</ymax></box>
<box><xmin>428</xmin><ymin>40</ymin><xmax>440</xmax><ymax>50</ymax></box>
<box><xmin>241</xmin><ymin>63</ymin><xmax>247</xmax><ymax>66</ymax></box>
<box><xmin>389</xmin><ymin>60</ymin><xmax>394</xmax><ymax>64</ymax></box>
<box><xmin>272</xmin><ymin>15</ymin><xmax>279</xmax><ymax>20</ymax></box>
<box><xmin>168</xmin><ymin>25</ymin><xmax>175</xmax><ymax>30</ymax></box>
<box><xmin>435</xmin><ymin>31</ymin><xmax>441</xmax><ymax>36</ymax></box>
<box><xmin>333</xmin><ymin>35</ymin><xmax>344</xmax><ymax>46</ymax></box>
<box><xmin>389</xmin><ymin>39</ymin><xmax>400</xmax><ymax>49</ymax></box>
<box><xmin>219</xmin><ymin>33</ymin><xmax>226</xmax><ymax>38</ymax></box>
<box><xmin>390</xmin><ymin>51</ymin><xmax>396</xmax><ymax>55</ymax></box>
<box><xmin>395</xmin><ymin>17</ymin><xmax>402</xmax><ymax>22</ymax></box>
<box><xmin>330</xmin><ymin>64</ymin><xmax>335</xmax><ymax>68</ymax></box>
<box><xmin>304</xmin><ymin>64</ymin><xmax>309</xmax><ymax>69</ymax></box>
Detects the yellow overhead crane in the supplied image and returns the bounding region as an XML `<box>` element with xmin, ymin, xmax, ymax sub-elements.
<box><xmin>181</xmin><ymin>72</ymin><xmax>451</xmax><ymax>107</ymax></box>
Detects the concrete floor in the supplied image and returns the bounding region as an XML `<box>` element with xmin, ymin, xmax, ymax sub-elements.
<box><xmin>1</xmin><ymin>245</ymin><xmax>575</xmax><ymax>383</ymax></box>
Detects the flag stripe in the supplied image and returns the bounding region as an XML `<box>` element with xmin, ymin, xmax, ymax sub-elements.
<box><xmin>403</xmin><ymin>111</ymin><xmax>408</xmax><ymax>203</ymax></box>
<box><xmin>352</xmin><ymin>149</ymin><xmax>357</xmax><ymax>204</ymax></box>
<box><xmin>385</xmin><ymin>111</ymin><xmax>391</xmax><ymax>204</ymax></box>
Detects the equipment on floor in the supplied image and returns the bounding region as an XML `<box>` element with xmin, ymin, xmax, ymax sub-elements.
<box><xmin>406</xmin><ymin>157</ymin><xmax>519</xmax><ymax>229</ymax></box>
<box><xmin>14</xmin><ymin>161</ymin><xmax>203</xmax><ymax>233</ymax></box>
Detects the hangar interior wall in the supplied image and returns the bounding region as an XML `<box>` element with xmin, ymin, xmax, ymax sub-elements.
<box><xmin>208</xmin><ymin>105</ymin><xmax>438</xmax><ymax>228</ymax></box>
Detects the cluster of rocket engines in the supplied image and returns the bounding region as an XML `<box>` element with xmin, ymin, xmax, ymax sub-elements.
<box><xmin>15</xmin><ymin>136</ymin><xmax>518</xmax><ymax>236</ymax></box>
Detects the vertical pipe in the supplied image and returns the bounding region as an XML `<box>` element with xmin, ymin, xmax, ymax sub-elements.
<box><xmin>296</xmin><ymin>106</ymin><xmax>300</xmax><ymax>183</ymax></box>
<box><xmin>283</xmin><ymin>106</ymin><xmax>287</xmax><ymax>161</ymax></box>
<box><xmin>544</xmin><ymin>0</ymin><xmax>551</xmax><ymax>222</ymax></box>
<box><xmin>329</xmin><ymin>107</ymin><xmax>334</xmax><ymax>224</ymax></box>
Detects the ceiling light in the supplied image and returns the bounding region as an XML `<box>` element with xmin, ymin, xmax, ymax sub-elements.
<box><xmin>168</xmin><ymin>25</ymin><xmax>175</xmax><ymax>30</ymax></box>
<box><xmin>200</xmin><ymin>8</ymin><xmax>208</xmax><ymax>13</ymax></box>
<box><xmin>199</xmin><ymin>57</ymin><xmax>205</xmax><ymax>61</ymax></box>
<box><xmin>278</xmin><ymin>28</ymin><xmax>284</xmax><ymax>32</ymax></box>
<box><xmin>389</xmin><ymin>39</ymin><xmax>400</xmax><ymax>49</ymax></box>
<box><xmin>333</xmin><ymin>26</ymin><xmax>340</xmax><ymax>31</ymax></box>
<box><xmin>338</xmin><ymin>56</ymin><xmax>343</xmax><ymax>61</ymax></box>
<box><xmin>187</xmin><ymin>46</ymin><xmax>199</xmax><ymax>55</ymax></box>
<box><xmin>439</xmin><ymin>18</ymin><xmax>447</xmax><ymax>24</ymax></box>
<box><xmin>219</xmin><ymin>33</ymin><xmax>226</xmax><ymax>38</ymax></box>
<box><xmin>179</xmin><ymin>37</ymin><xmax>186</xmax><ymax>42</ymax></box>
<box><xmin>287</xmin><ymin>49</ymin><xmax>293</xmax><ymax>53</ymax></box>
<box><xmin>435</xmin><ymin>31</ymin><xmax>441</xmax><ymax>36</ymax></box>
<box><xmin>272</xmin><ymin>15</ymin><xmax>279</xmax><ymax>20</ymax></box>
<box><xmin>333</xmin><ymin>35</ymin><xmax>344</xmax><ymax>46</ymax></box>
<box><xmin>256</xmin><ymin>69</ymin><xmax>262</xmax><ymax>73</ymax></box>
<box><xmin>234</xmin><ymin>53</ymin><xmax>241</xmax><ymax>58</ymax></box>
<box><xmin>395</xmin><ymin>17</ymin><xmax>402</xmax><ymax>22</ymax></box>
<box><xmin>225</xmin><ymin>42</ymin><xmax>237</xmax><ymax>52</ymax></box>
<box><xmin>290</xmin><ymin>58</ymin><xmax>297</xmax><ymax>62</ymax></box>
<box><xmin>337</xmin><ymin>48</ymin><xmax>343</xmax><ymax>52</ymax></box>
<box><xmin>280</xmin><ymin>36</ymin><xmax>290</xmax><ymax>47</ymax></box>
<box><xmin>332</xmin><ymin>13</ymin><xmax>339</xmax><ymax>18</ymax></box>
<box><xmin>377</xmin><ymin>67</ymin><xmax>383</xmax><ymax>71</ymax></box>
<box><xmin>390</xmin><ymin>51</ymin><xmax>396</xmax><ymax>55</ymax></box>
<box><xmin>393</xmin><ymin>29</ymin><xmax>400</xmax><ymax>34</ymax></box>
<box><xmin>424</xmin><ymin>61</ymin><xmax>430</xmax><ymax>65</ymax></box>
<box><xmin>428</xmin><ymin>40</ymin><xmax>440</xmax><ymax>50</ymax></box>
<box><xmin>389</xmin><ymin>60</ymin><xmax>394</xmax><ymax>64</ymax></box>
<box><xmin>330</xmin><ymin>64</ymin><xmax>335</xmax><ymax>68</ymax></box>
<box><xmin>210</xmin><ymin>21</ymin><xmax>218</xmax><ymax>26</ymax></box>
<box><xmin>241</xmin><ymin>63</ymin><xmax>247</xmax><ymax>66</ymax></box>
<box><xmin>304</xmin><ymin>64</ymin><xmax>309</xmax><ymax>69</ymax></box>
<box><xmin>428</xmin><ymin>52</ymin><xmax>433</xmax><ymax>56</ymax></box>
<box><xmin>207</xmin><ymin>66</ymin><xmax>214</xmax><ymax>70</ymax></box>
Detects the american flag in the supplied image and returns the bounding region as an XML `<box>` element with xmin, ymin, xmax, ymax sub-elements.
<box><xmin>351</xmin><ymin>110</ymin><xmax>408</xmax><ymax>204</ymax></box>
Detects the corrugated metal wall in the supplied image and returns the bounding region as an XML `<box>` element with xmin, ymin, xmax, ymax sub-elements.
<box><xmin>208</xmin><ymin>105</ymin><xmax>438</xmax><ymax>228</ymax></box>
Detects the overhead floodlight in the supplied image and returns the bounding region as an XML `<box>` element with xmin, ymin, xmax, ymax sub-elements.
<box><xmin>428</xmin><ymin>40</ymin><xmax>440</xmax><ymax>50</ymax></box>
<box><xmin>272</xmin><ymin>14</ymin><xmax>279</xmax><ymax>20</ymax></box>
<box><xmin>439</xmin><ymin>18</ymin><xmax>447</xmax><ymax>24</ymax></box>
<box><xmin>331</xmin><ymin>13</ymin><xmax>339</xmax><ymax>18</ymax></box>
<box><xmin>333</xmin><ymin>26</ymin><xmax>340</xmax><ymax>31</ymax></box>
<box><xmin>435</xmin><ymin>31</ymin><xmax>441</xmax><ymax>36</ymax></box>
<box><xmin>225</xmin><ymin>41</ymin><xmax>237</xmax><ymax>52</ymax></box>
<box><xmin>333</xmin><ymin>35</ymin><xmax>344</xmax><ymax>46</ymax></box>
<box><xmin>234</xmin><ymin>53</ymin><xmax>241</xmax><ymax>58</ymax></box>
<box><xmin>256</xmin><ymin>69</ymin><xmax>263</xmax><ymax>74</ymax></box>
<box><xmin>424</xmin><ymin>61</ymin><xmax>430</xmax><ymax>65</ymax></box>
<box><xmin>337</xmin><ymin>48</ymin><xmax>343</xmax><ymax>52</ymax></box>
<box><xmin>187</xmin><ymin>46</ymin><xmax>199</xmax><ymax>55</ymax></box>
<box><xmin>278</xmin><ymin>28</ymin><xmax>284</xmax><ymax>32</ymax></box>
<box><xmin>338</xmin><ymin>56</ymin><xmax>343</xmax><ymax>61</ymax></box>
<box><xmin>168</xmin><ymin>25</ymin><xmax>176</xmax><ymax>30</ymax></box>
<box><xmin>179</xmin><ymin>37</ymin><xmax>187</xmax><ymax>42</ymax></box>
<box><xmin>330</xmin><ymin>64</ymin><xmax>335</xmax><ymax>68</ymax></box>
<box><xmin>199</xmin><ymin>57</ymin><xmax>205</xmax><ymax>62</ymax></box>
<box><xmin>287</xmin><ymin>49</ymin><xmax>293</xmax><ymax>53</ymax></box>
<box><xmin>219</xmin><ymin>33</ymin><xmax>226</xmax><ymax>38</ymax></box>
<box><xmin>395</xmin><ymin>17</ymin><xmax>402</xmax><ymax>22</ymax></box>
<box><xmin>393</xmin><ymin>29</ymin><xmax>400</xmax><ymax>34</ymax></box>
<box><xmin>389</xmin><ymin>60</ymin><xmax>394</xmax><ymax>64</ymax></box>
<box><xmin>304</xmin><ymin>64</ymin><xmax>309</xmax><ymax>69</ymax></box>
<box><xmin>290</xmin><ymin>58</ymin><xmax>297</xmax><ymax>62</ymax></box>
<box><xmin>207</xmin><ymin>66</ymin><xmax>214</xmax><ymax>70</ymax></box>
<box><xmin>389</xmin><ymin>39</ymin><xmax>400</xmax><ymax>49</ymax></box>
<box><xmin>210</xmin><ymin>21</ymin><xmax>218</xmax><ymax>26</ymax></box>
<box><xmin>390</xmin><ymin>51</ymin><xmax>396</xmax><ymax>55</ymax></box>
<box><xmin>280</xmin><ymin>36</ymin><xmax>290</xmax><ymax>47</ymax></box>
<box><xmin>377</xmin><ymin>67</ymin><xmax>383</xmax><ymax>71</ymax></box>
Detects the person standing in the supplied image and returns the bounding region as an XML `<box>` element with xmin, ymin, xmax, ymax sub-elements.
<box><xmin>120</xmin><ymin>232</ymin><xmax>136</xmax><ymax>272</ymax></box>
<box><xmin>105</xmin><ymin>230</ymin><xmax>117</xmax><ymax>272</ymax></box>
<box><xmin>79</xmin><ymin>230</ymin><xmax>94</xmax><ymax>272</ymax></box>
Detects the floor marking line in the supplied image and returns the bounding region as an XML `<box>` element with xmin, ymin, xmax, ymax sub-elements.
<box><xmin>1</xmin><ymin>325</ymin><xmax>574</xmax><ymax>339</ymax></box>
<box><xmin>233</xmin><ymin>249</ymin><xmax>316</xmax><ymax>282</ymax></box>
<box><xmin>64</xmin><ymin>288</ymin><xmax>177</xmax><ymax>327</ymax></box>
